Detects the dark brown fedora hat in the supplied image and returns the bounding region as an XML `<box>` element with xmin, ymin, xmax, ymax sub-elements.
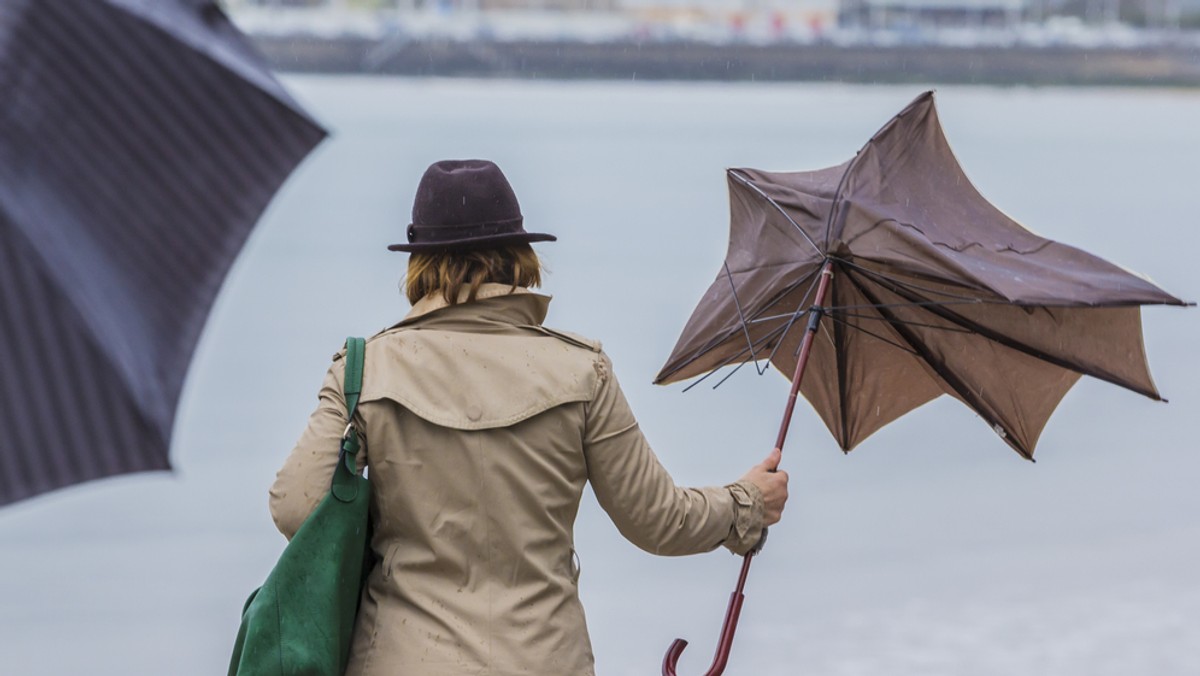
<box><xmin>388</xmin><ymin>159</ymin><xmax>557</xmax><ymax>252</ymax></box>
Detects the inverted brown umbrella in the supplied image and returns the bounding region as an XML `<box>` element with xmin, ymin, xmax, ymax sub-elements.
<box><xmin>0</xmin><ymin>0</ymin><xmax>326</xmax><ymax>505</ymax></box>
<box><xmin>656</xmin><ymin>91</ymin><xmax>1190</xmax><ymax>675</ymax></box>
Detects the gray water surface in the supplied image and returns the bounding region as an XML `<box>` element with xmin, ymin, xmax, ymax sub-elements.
<box><xmin>1</xmin><ymin>79</ymin><xmax>1197</xmax><ymax>676</ymax></box>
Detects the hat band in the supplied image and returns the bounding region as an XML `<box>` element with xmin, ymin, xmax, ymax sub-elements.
<box><xmin>408</xmin><ymin>216</ymin><xmax>524</xmax><ymax>244</ymax></box>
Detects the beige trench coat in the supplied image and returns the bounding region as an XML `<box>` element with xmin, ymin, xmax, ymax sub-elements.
<box><xmin>270</xmin><ymin>285</ymin><xmax>764</xmax><ymax>676</ymax></box>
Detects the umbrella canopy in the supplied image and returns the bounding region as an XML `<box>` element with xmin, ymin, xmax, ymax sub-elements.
<box><xmin>656</xmin><ymin>91</ymin><xmax>1187</xmax><ymax>460</ymax></box>
<box><xmin>0</xmin><ymin>0</ymin><xmax>326</xmax><ymax>505</ymax></box>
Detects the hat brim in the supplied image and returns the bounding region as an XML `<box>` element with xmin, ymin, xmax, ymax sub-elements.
<box><xmin>388</xmin><ymin>231</ymin><xmax>557</xmax><ymax>253</ymax></box>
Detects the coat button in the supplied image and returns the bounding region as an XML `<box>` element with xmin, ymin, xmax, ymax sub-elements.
<box><xmin>466</xmin><ymin>405</ymin><xmax>482</xmax><ymax>422</ymax></box>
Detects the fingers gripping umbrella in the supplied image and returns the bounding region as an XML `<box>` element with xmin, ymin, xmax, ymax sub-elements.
<box><xmin>656</xmin><ymin>92</ymin><xmax>1189</xmax><ymax>675</ymax></box>
<box><xmin>0</xmin><ymin>0</ymin><xmax>326</xmax><ymax>505</ymax></box>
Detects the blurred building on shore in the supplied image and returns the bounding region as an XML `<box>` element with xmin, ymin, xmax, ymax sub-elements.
<box><xmin>224</xmin><ymin>0</ymin><xmax>1200</xmax><ymax>84</ymax></box>
<box><xmin>221</xmin><ymin>0</ymin><xmax>1200</xmax><ymax>40</ymax></box>
<box><xmin>223</xmin><ymin>0</ymin><xmax>841</xmax><ymax>43</ymax></box>
<box><xmin>838</xmin><ymin>0</ymin><xmax>1025</xmax><ymax>29</ymax></box>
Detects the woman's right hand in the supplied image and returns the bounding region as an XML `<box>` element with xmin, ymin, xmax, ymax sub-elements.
<box><xmin>740</xmin><ymin>448</ymin><xmax>789</xmax><ymax>526</ymax></box>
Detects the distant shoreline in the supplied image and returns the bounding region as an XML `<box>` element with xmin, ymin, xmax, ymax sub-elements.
<box><xmin>254</xmin><ymin>36</ymin><xmax>1200</xmax><ymax>87</ymax></box>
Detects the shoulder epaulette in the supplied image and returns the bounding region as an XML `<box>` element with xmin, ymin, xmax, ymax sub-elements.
<box><xmin>534</xmin><ymin>326</ymin><xmax>602</xmax><ymax>352</ymax></box>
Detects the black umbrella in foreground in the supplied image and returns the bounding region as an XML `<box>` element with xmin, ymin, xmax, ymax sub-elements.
<box><xmin>0</xmin><ymin>0</ymin><xmax>326</xmax><ymax>505</ymax></box>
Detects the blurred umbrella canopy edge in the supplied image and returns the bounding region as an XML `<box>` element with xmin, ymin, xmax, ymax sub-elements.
<box><xmin>0</xmin><ymin>0</ymin><xmax>326</xmax><ymax>506</ymax></box>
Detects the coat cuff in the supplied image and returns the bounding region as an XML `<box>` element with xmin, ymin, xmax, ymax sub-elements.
<box><xmin>722</xmin><ymin>479</ymin><xmax>765</xmax><ymax>555</ymax></box>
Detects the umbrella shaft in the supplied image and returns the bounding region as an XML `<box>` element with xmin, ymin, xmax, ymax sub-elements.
<box><xmin>660</xmin><ymin>261</ymin><xmax>834</xmax><ymax>676</ymax></box>
<box><xmin>773</xmin><ymin>261</ymin><xmax>834</xmax><ymax>455</ymax></box>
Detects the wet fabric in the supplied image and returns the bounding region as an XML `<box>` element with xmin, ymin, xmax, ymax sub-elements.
<box><xmin>657</xmin><ymin>92</ymin><xmax>1186</xmax><ymax>459</ymax></box>
<box><xmin>0</xmin><ymin>0</ymin><xmax>324</xmax><ymax>504</ymax></box>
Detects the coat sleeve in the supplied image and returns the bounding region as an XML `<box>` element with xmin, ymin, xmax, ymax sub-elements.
<box><xmin>268</xmin><ymin>358</ymin><xmax>369</xmax><ymax>540</ymax></box>
<box><xmin>582</xmin><ymin>353</ymin><xmax>764</xmax><ymax>556</ymax></box>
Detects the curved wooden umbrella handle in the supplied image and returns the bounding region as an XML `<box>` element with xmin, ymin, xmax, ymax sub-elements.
<box><xmin>661</xmin><ymin>554</ymin><xmax>753</xmax><ymax>676</ymax></box>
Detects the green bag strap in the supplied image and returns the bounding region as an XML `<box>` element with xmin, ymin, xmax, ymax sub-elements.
<box><xmin>332</xmin><ymin>337</ymin><xmax>366</xmax><ymax>502</ymax></box>
<box><xmin>343</xmin><ymin>336</ymin><xmax>365</xmax><ymax>418</ymax></box>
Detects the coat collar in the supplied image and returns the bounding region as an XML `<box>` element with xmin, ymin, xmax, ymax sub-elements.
<box><xmin>394</xmin><ymin>283</ymin><xmax>551</xmax><ymax>330</ymax></box>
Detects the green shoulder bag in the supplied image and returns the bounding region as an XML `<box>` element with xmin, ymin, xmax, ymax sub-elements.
<box><xmin>228</xmin><ymin>337</ymin><xmax>372</xmax><ymax>676</ymax></box>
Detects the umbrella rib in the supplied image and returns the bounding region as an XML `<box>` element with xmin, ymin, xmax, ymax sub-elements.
<box><xmin>681</xmin><ymin>321</ymin><xmax>793</xmax><ymax>393</ymax></box>
<box><xmin>710</xmin><ymin>357</ymin><xmax>753</xmax><ymax>390</ymax></box>
<box><xmin>659</xmin><ymin>266</ymin><xmax>821</xmax><ymax>383</ymax></box>
<box><xmin>849</xmin><ymin>275</ymin><xmax>1035</xmax><ymax>460</ymax></box>
<box><xmin>724</xmin><ymin>261</ymin><xmax>763</xmax><ymax>372</ymax></box>
<box><xmin>815</xmin><ymin>314</ymin><xmax>838</xmax><ymax>354</ymax></box>
<box><xmin>823</xmin><ymin>92</ymin><xmax>933</xmax><ymax>254</ymax></box>
<box><xmin>683</xmin><ymin>323</ymin><xmax>791</xmax><ymax>392</ymax></box>
<box><xmin>754</xmin><ymin>300</ymin><xmax>986</xmax><ymax>324</ymax></box>
<box><xmin>865</xmin><ymin>272</ymin><xmax>1165</xmax><ymax>401</ymax></box>
<box><xmin>826</xmin><ymin>314</ymin><xmax>921</xmax><ymax>356</ymax></box>
<box><xmin>762</xmin><ymin>264</ymin><xmax>827</xmax><ymax>372</ymax></box>
<box><xmin>824</xmin><ymin>301</ymin><xmax>986</xmax><ymax>311</ymax></box>
<box><xmin>706</xmin><ymin>298</ymin><xmax>828</xmax><ymax>390</ymax></box>
<box><xmin>727</xmin><ymin>169</ymin><xmax>825</xmax><ymax>259</ymax></box>
<box><xmin>729</xmin><ymin>319</ymin><xmax>797</xmax><ymax>384</ymax></box>
<box><xmin>830</xmin><ymin>310</ymin><xmax>977</xmax><ymax>335</ymax></box>
<box><xmin>747</xmin><ymin>312</ymin><xmax>803</xmax><ymax>325</ymax></box>
<box><xmin>843</xmin><ymin>258</ymin><xmax>1191</xmax><ymax>309</ymax></box>
<box><xmin>835</xmin><ymin>258</ymin><xmax>998</xmax><ymax>305</ymax></box>
<box><xmin>746</xmin><ymin>266</ymin><xmax>822</xmax><ymax>324</ymax></box>
<box><xmin>830</xmin><ymin>275</ymin><xmax>851</xmax><ymax>446</ymax></box>
<box><xmin>822</xmin><ymin>149</ymin><xmax>871</xmax><ymax>253</ymax></box>
<box><xmin>747</xmin><ymin>311</ymin><xmax>814</xmax><ymax>325</ymax></box>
